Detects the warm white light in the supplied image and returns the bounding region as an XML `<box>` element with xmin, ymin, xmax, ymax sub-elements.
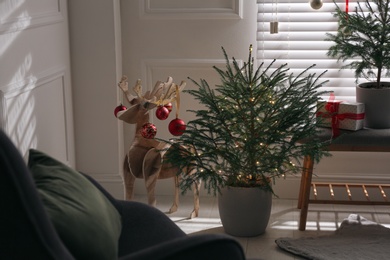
<box><xmin>169</xmin><ymin>217</ymin><xmax>222</xmax><ymax>234</ymax></box>
<box><xmin>270</xmin><ymin>220</ymin><xmax>340</xmax><ymax>231</ymax></box>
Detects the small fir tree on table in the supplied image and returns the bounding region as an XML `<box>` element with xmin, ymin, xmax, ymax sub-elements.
<box><xmin>326</xmin><ymin>0</ymin><xmax>390</xmax><ymax>88</ymax></box>
<box><xmin>163</xmin><ymin>46</ymin><xmax>331</xmax><ymax>195</ymax></box>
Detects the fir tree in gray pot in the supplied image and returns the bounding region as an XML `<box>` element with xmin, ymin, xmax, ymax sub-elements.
<box><xmin>326</xmin><ymin>0</ymin><xmax>390</xmax><ymax>128</ymax></box>
<box><xmin>163</xmin><ymin>46</ymin><xmax>330</xmax><ymax>236</ymax></box>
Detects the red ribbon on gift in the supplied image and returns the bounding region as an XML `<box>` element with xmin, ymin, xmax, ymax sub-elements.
<box><xmin>317</xmin><ymin>93</ymin><xmax>365</xmax><ymax>137</ymax></box>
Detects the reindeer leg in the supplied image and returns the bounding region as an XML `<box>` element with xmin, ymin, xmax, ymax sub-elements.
<box><xmin>122</xmin><ymin>155</ymin><xmax>136</xmax><ymax>201</ymax></box>
<box><xmin>189</xmin><ymin>180</ymin><xmax>201</xmax><ymax>219</ymax></box>
<box><xmin>143</xmin><ymin>148</ymin><xmax>162</xmax><ymax>207</ymax></box>
<box><xmin>144</xmin><ymin>173</ymin><xmax>158</xmax><ymax>207</ymax></box>
<box><xmin>168</xmin><ymin>175</ymin><xmax>179</xmax><ymax>214</ymax></box>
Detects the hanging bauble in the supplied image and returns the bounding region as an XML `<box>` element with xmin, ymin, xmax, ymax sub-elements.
<box><xmin>310</xmin><ymin>0</ymin><xmax>323</xmax><ymax>10</ymax></box>
<box><xmin>341</xmin><ymin>25</ymin><xmax>352</xmax><ymax>36</ymax></box>
<box><xmin>114</xmin><ymin>104</ymin><xmax>127</xmax><ymax>117</ymax></box>
<box><xmin>141</xmin><ymin>122</ymin><xmax>157</xmax><ymax>139</ymax></box>
<box><xmin>164</xmin><ymin>102</ymin><xmax>173</xmax><ymax>112</ymax></box>
<box><xmin>168</xmin><ymin>118</ymin><xmax>186</xmax><ymax>136</ymax></box>
<box><xmin>155</xmin><ymin>106</ymin><xmax>170</xmax><ymax>120</ymax></box>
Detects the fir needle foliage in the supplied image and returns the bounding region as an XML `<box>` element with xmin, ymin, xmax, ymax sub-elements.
<box><xmin>326</xmin><ymin>0</ymin><xmax>390</xmax><ymax>88</ymax></box>
<box><xmin>163</xmin><ymin>46</ymin><xmax>331</xmax><ymax>195</ymax></box>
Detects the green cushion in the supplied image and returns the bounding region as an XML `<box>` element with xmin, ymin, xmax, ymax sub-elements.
<box><xmin>28</xmin><ymin>149</ymin><xmax>122</xmax><ymax>260</ymax></box>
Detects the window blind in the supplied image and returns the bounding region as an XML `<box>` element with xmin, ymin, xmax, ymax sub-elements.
<box><xmin>257</xmin><ymin>0</ymin><xmax>369</xmax><ymax>101</ymax></box>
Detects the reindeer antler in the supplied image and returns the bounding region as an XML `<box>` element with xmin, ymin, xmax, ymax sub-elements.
<box><xmin>133</xmin><ymin>80</ymin><xmax>143</xmax><ymax>99</ymax></box>
<box><xmin>118</xmin><ymin>76</ymin><xmax>139</xmax><ymax>103</ymax></box>
<box><xmin>150</xmin><ymin>79</ymin><xmax>186</xmax><ymax>106</ymax></box>
<box><xmin>117</xmin><ymin>75</ymin><xmax>185</xmax><ymax>108</ymax></box>
<box><xmin>164</xmin><ymin>81</ymin><xmax>186</xmax><ymax>103</ymax></box>
<box><xmin>143</xmin><ymin>77</ymin><xmax>173</xmax><ymax>105</ymax></box>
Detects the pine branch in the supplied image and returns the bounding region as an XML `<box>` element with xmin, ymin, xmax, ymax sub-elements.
<box><xmin>162</xmin><ymin>47</ymin><xmax>331</xmax><ymax>195</ymax></box>
<box><xmin>326</xmin><ymin>0</ymin><xmax>390</xmax><ymax>86</ymax></box>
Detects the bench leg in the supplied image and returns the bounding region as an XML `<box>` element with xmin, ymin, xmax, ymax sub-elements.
<box><xmin>297</xmin><ymin>164</ymin><xmax>305</xmax><ymax>209</ymax></box>
<box><xmin>298</xmin><ymin>154</ymin><xmax>314</xmax><ymax>231</ymax></box>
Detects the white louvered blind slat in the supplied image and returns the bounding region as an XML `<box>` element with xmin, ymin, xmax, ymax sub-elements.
<box><xmin>257</xmin><ymin>0</ymin><xmax>372</xmax><ymax>101</ymax></box>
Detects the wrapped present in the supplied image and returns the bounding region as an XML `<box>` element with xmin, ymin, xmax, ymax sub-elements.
<box><xmin>317</xmin><ymin>98</ymin><xmax>365</xmax><ymax>136</ymax></box>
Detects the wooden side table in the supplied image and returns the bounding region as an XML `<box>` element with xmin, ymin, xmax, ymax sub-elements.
<box><xmin>298</xmin><ymin>128</ymin><xmax>390</xmax><ymax>231</ymax></box>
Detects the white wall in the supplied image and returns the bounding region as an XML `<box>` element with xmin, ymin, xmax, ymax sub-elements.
<box><xmin>68</xmin><ymin>0</ymin><xmax>124</xmax><ymax>198</ymax></box>
<box><xmin>0</xmin><ymin>0</ymin><xmax>372</xmax><ymax>204</ymax></box>
<box><xmin>3</xmin><ymin>1</ymin><xmax>390</xmax><ymax>201</ymax></box>
<box><xmin>120</xmin><ymin>0</ymin><xmax>257</xmax><ymax>197</ymax></box>
<box><xmin>0</xmin><ymin>0</ymin><xmax>75</xmax><ymax>166</ymax></box>
<box><xmin>69</xmin><ymin>0</ymin><xmax>390</xmax><ymax>200</ymax></box>
<box><xmin>118</xmin><ymin>0</ymin><xmax>390</xmax><ymax>200</ymax></box>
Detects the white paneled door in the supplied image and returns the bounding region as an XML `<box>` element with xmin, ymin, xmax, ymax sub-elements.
<box><xmin>0</xmin><ymin>0</ymin><xmax>75</xmax><ymax>166</ymax></box>
<box><xmin>120</xmin><ymin>0</ymin><xmax>257</xmax><ymax>195</ymax></box>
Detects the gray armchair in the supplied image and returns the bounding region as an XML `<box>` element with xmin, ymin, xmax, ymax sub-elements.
<box><xmin>0</xmin><ymin>130</ymin><xmax>245</xmax><ymax>260</ymax></box>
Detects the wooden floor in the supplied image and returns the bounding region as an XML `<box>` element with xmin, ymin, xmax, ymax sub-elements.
<box><xmin>133</xmin><ymin>195</ymin><xmax>390</xmax><ymax>260</ymax></box>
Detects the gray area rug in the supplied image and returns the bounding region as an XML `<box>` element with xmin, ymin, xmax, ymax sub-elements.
<box><xmin>275</xmin><ymin>214</ymin><xmax>390</xmax><ymax>260</ymax></box>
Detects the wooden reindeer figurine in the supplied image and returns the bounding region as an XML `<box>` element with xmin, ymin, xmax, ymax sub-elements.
<box><xmin>116</xmin><ymin>75</ymin><xmax>199</xmax><ymax>218</ymax></box>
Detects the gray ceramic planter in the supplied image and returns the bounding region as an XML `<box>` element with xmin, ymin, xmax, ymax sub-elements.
<box><xmin>356</xmin><ymin>82</ymin><xmax>390</xmax><ymax>129</ymax></box>
<box><xmin>218</xmin><ymin>186</ymin><xmax>272</xmax><ymax>237</ymax></box>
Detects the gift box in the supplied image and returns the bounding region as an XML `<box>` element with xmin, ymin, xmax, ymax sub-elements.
<box><xmin>317</xmin><ymin>100</ymin><xmax>365</xmax><ymax>132</ymax></box>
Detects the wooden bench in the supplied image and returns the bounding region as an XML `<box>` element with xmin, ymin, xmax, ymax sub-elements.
<box><xmin>298</xmin><ymin>128</ymin><xmax>390</xmax><ymax>231</ymax></box>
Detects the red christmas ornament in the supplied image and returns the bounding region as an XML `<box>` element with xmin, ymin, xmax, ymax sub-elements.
<box><xmin>164</xmin><ymin>102</ymin><xmax>173</xmax><ymax>112</ymax></box>
<box><xmin>141</xmin><ymin>123</ymin><xmax>157</xmax><ymax>139</ymax></box>
<box><xmin>155</xmin><ymin>106</ymin><xmax>170</xmax><ymax>120</ymax></box>
<box><xmin>168</xmin><ymin>118</ymin><xmax>186</xmax><ymax>136</ymax></box>
<box><xmin>114</xmin><ymin>104</ymin><xmax>127</xmax><ymax>117</ymax></box>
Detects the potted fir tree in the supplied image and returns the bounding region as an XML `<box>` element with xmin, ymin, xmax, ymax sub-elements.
<box><xmin>163</xmin><ymin>46</ymin><xmax>330</xmax><ymax>237</ymax></box>
<box><xmin>326</xmin><ymin>0</ymin><xmax>390</xmax><ymax>128</ymax></box>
